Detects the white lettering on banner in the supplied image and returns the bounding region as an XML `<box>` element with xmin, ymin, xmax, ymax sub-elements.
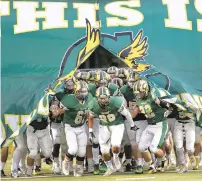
<box><xmin>73</xmin><ymin>3</ymin><xmax>100</xmax><ymax>28</ymax></box>
<box><xmin>0</xmin><ymin>0</ymin><xmax>200</xmax><ymax>34</ymax></box>
<box><xmin>13</xmin><ymin>1</ymin><xmax>68</xmax><ymax>34</ymax></box>
<box><xmin>105</xmin><ymin>0</ymin><xmax>143</xmax><ymax>27</ymax></box>
<box><xmin>162</xmin><ymin>0</ymin><xmax>192</xmax><ymax>30</ymax></box>
<box><xmin>195</xmin><ymin>0</ymin><xmax>202</xmax><ymax>32</ymax></box>
<box><xmin>0</xmin><ymin>1</ymin><xmax>10</xmax><ymax>16</ymax></box>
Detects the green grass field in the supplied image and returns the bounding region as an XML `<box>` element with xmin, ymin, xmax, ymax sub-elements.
<box><xmin>2</xmin><ymin>154</ymin><xmax>202</xmax><ymax>181</ymax></box>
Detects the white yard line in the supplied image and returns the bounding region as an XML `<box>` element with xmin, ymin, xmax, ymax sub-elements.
<box><xmin>116</xmin><ymin>177</ymin><xmax>155</xmax><ymax>181</ymax></box>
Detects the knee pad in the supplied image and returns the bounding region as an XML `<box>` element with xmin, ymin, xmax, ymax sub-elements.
<box><xmin>149</xmin><ymin>144</ymin><xmax>158</xmax><ymax>154</ymax></box>
<box><xmin>66</xmin><ymin>152</ymin><xmax>74</xmax><ymax>161</ymax></box>
<box><xmin>100</xmin><ymin>144</ymin><xmax>110</xmax><ymax>155</ymax></box>
<box><xmin>68</xmin><ymin>145</ymin><xmax>78</xmax><ymax>156</ymax></box>
<box><xmin>52</xmin><ymin>144</ymin><xmax>60</xmax><ymax>158</ymax></box>
<box><xmin>76</xmin><ymin>156</ymin><xmax>84</xmax><ymax>162</ymax></box>
<box><xmin>28</xmin><ymin>150</ymin><xmax>38</xmax><ymax>159</ymax></box>
<box><xmin>93</xmin><ymin>143</ymin><xmax>99</xmax><ymax>148</ymax></box>
<box><xmin>77</xmin><ymin>146</ymin><xmax>86</xmax><ymax>158</ymax></box>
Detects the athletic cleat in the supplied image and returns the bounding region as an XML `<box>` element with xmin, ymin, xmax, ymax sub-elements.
<box><xmin>103</xmin><ymin>167</ymin><xmax>116</xmax><ymax>176</ymax></box>
<box><xmin>74</xmin><ymin>165</ymin><xmax>83</xmax><ymax>177</ymax></box>
<box><xmin>135</xmin><ymin>165</ymin><xmax>143</xmax><ymax>174</ymax></box>
<box><xmin>125</xmin><ymin>163</ymin><xmax>132</xmax><ymax>172</ymax></box>
<box><xmin>1</xmin><ymin>170</ymin><xmax>6</xmax><ymax>177</ymax></box>
<box><xmin>199</xmin><ymin>157</ymin><xmax>202</xmax><ymax>166</ymax></box>
<box><xmin>18</xmin><ymin>166</ymin><xmax>27</xmax><ymax>175</ymax></box>
<box><xmin>11</xmin><ymin>170</ymin><xmax>19</xmax><ymax>178</ymax></box>
<box><xmin>88</xmin><ymin>164</ymin><xmax>94</xmax><ymax>173</ymax></box>
<box><xmin>177</xmin><ymin>164</ymin><xmax>187</xmax><ymax>173</ymax></box>
<box><xmin>93</xmin><ymin>164</ymin><xmax>100</xmax><ymax>175</ymax></box>
<box><xmin>193</xmin><ymin>156</ymin><xmax>200</xmax><ymax>170</ymax></box>
<box><xmin>148</xmin><ymin>164</ymin><xmax>156</xmax><ymax>174</ymax></box>
<box><xmin>33</xmin><ymin>165</ymin><xmax>41</xmax><ymax>175</ymax></box>
<box><xmin>52</xmin><ymin>162</ymin><xmax>61</xmax><ymax>174</ymax></box>
<box><xmin>131</xmin><ymin>159</ymin><xmax>137</xmax><ymax>170</ymax></box>
<box><xmin>62</xmin><ymin>160</ymin><xmax>70</xmax><ymax>176</ymax></box>
<box><xmin>189</xmin><ymin>155</ymin><xmax>196</xmax><ymax>169</ymax></box>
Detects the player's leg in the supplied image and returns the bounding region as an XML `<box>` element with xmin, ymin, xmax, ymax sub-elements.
<box><xmin>134</xmin><ymin>120</ymin><xmax>147</xmax><ymax>174</ymax></box>
<box><xmin>149</xmin><ymin>121</ymin><xmax>168</xmax><ymax>172</ymax></box>
<box><xmin>99</xmin><ymin>125</ymin><xmax>114</xmax><ymax>176</ymax></box>
<box><xmin>63</xmin><ymin>124</ymin><xmax>78</xmax><ymax>175</ymax></box>
<box><xmin>110</xmin><ymin>124</ymin><xmax>125</xmax><ymax>172</ymax></box>
<box><xmin>11</xmin><ymin>132</ymin><xmax>27</xmax><ymax>178</ymax></box>
<box><xmin>0</xmin><ymin>147</ymin><xmax>8</xmax><ymax>177</ymax></box>
<box><xmin>184</xmin><ymin>121</ymin><xmax>196</xmax><ymax>169</ymax></box>
<box><xmin>26</xmin><ymin>126</ymin><xmax>39</xmax><ymax>176</ymax></box>
<box><xmin>51</xmin><ymin>122</ymin><xmax>61</xmax><ymax>174</ymax></box>
<box><xmin>138</xmin><ymin>125</ymin><xmax>153</xmax><ymax>166</ymax></box>
<box><xmin>194</xmin><ymin>125</ymin><xmax>201</xmax><ymax>169</ymax></box>
<box><xmin>174</xmin><ymin>121</ymin><xmax>186</xmax><ymax>173</ymax></box>
<box><xmin>75</xmin><ymin>125</ymin><xmax>87</xmax><ymax>177</ymax></box>
<box><xmin>85</xmin><ymin>123</ymin><xmax>94</xmax><ymax>173</ymax></box>
<box><xmin>92</xmin><ymin>118</ymin><xmax>100</xmax><ymax>174</ymax></box>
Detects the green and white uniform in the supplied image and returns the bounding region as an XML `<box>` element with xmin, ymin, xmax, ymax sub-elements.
<box><xmin>136</xmin><ymin>93</ymin><xmax>168</xmax><ymax>153</ymax></box>
<box><xmin>174</xmin><ymin>109</ymin><xmax>196</xmax><ymax>156</ymax></box>
<box><xmin>90</xmin><ymin>96</ymin><xmax>134</xmax><ymax>154</ymax></box>
<box><xmin>60</xmin><ymin>93</ymin><xmax>93</xmax><ymax>157</ymax></box>
<box><xmin>120</xmin><ymin>85</ymin><xmax>148</xmax><ymax>145</ymax></box>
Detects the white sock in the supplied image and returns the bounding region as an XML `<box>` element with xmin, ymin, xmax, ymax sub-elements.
<box><xmin>87</xmin><ymin>158</ymin><xmax>93</xmax><ymax>167</ymax></box>
<box><xmin>27</xmin><ymin>165</ymin><xmax>33</xmax><ymax>175</ymax></box>
<box><xmin>54</xmin><ymin>157</ymin><xmax>59</xmax><ymax>164</ymax></box>
<box><xmin>92</xmin><ymin>147</ymin><xmax>99</xmax><ymax>165</ymax></box>
<box><xmin>113</xmin><ymin>153</ymin><xmax>119</xmax><ymax>160</ymax></box>
<box><xmin>137</xmin><ymin>158</ymin><xmax>143</xmax><ymax>166</ymax></box>
<box><xmin>0</xmin><ymin>162</ymin><xmax>5</xmax><ymax>170</ymax></box>
<box><xmin>19</xmin><ymin>150</ymin><xmax>27</xmax><ymax>168</ymax></box>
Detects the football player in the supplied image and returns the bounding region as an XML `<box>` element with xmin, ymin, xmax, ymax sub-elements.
<box><xmin>131</xmin><ymin>79</ymin><xmax>169</xmax><ymax>173</ymax></box>
<box><xmin>88</xmin><ymin>86</ymin><xmax>136</xmax><ymax>176</ymax></box>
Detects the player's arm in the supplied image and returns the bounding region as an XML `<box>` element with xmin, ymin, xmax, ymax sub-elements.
<box><xmin>118</xmin><ymin>104</ymin><xmax>135</xmax><ymax>128</ymax></box>
<box><xmin>87</xmin><ymin>111</ymin><xmax>96</xmax><ymax>143</ymax></box>
<box><xmin>155</xmin><ymin>98</ymin><xmax>172</xmax><ymax>110</ymax></box>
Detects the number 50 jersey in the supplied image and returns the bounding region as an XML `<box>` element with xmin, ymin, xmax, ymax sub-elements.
<box><xmin>89</xmin><ymin>96</ymin><xmax>125</xmax><ymax>126</ymax></box>
<box><xmin>60</xmin><ymin>93</ymin><xmax>94</xmax><ymax>127</ymax></box>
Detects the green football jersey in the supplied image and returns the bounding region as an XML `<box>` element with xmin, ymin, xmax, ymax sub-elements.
<box><xmin>120</xmin><ymin>85</ymin><xmax>146</xmax><ymax>121</ymax></box>
<box><xmin>55</xmin><ymin>92</ymin><xmax>66</xmax><ymax>101</ymax></box>
<box><xmin>90</xmin><ymin>96</ymin><xmax>124</xmax><ymax>126</ymax></box>
<box><xmin>136</xmin><ymin>93</ymin><xmax>166</xmax><ymax>124</ymax></box>
<box><xmin>88</xmin><ymin>83</ymin><xmax>118</xmax><ymax>97</ymax></box>
<box><xmin>60</xmin><ymin>93</ymin><xmax>94</xmax><ymax>127</ymax></box>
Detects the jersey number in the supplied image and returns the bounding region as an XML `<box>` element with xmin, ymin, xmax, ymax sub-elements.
<box><xmin>99</xmin><ymin>114</ymin><xmax>115</xmax><ymax>123</ymax></box>
<box><xmin>139</xmin><ymin>105</ymin><xmax>155</xmax><ymax>118</ymax></box>
<box><xmin>75</xmin><ymin>111</ymin><xmax>85</xmax><ymax>124</ymax></box>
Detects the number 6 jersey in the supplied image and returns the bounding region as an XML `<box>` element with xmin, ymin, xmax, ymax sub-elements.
<box><xmin>60</xmin><ymin>93</ymin><xmax>94</xmax><ymax>127</ymax></box>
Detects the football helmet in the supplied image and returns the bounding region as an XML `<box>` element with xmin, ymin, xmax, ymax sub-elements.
<box><xmin>133</xmin><ymin>79</ymin><xmax>149</xmax><ymax>99</ymax></box>
<box><xmin>86</xmin><ymin>70</ymin><xmax>96</xmax><ymax>84</ymax></box>
<box><xmin>74</xmin><ymin>80</ymin><xmax>89</xmax><ymax>103</ymax></box>
<box><xmin>117</xmin><ymin>68</ymin><xmax>129</xmax><ymax>83</ymax></box>
<box><xmin>95</xmin><ymin>86</ymin><xmax>110</xmax><ymax>108</ymax></box>
<box><xmin>95</xmin><ymin>70</ymin><xmax>109</xmax><ymax>87</ymax></box>
<box><xmin>75</xmin><ymin>71</ymin><xmax>88</xmax><ymax>81</ymax></box>
<box><xmin>127</xmin><ymin>73</ymin><xmax>140</xmax><ymax>89</ymax></box>
<box><xmin>64</xmin><ymin>76</ymin><xmax>76</xmax><ymax>93</ymax></box>
<box><xmin>111</xmin><ymin>78</ymin><xmax>123</xmax><ymax>88</ymax></box>
<box><xmin>107</xmin><ymin>66</ymin><xmax>119</xmax><ymax>79</ymax></box>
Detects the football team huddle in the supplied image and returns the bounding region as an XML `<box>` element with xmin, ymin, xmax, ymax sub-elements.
<box><xmin>1</xmin><ymin>66</ymin><xmax>202</xmax><ymax>178</ymax></box>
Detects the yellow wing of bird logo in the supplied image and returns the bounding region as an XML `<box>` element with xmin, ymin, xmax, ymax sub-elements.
<box><xmin>76</xmin><ymin>19</ymin><xmax>101</xmax><ymax>67</ymax></box>
<box><xmin>118</xmin><ymin>29</ymin><xmax>150</xmax><ymax>72</ymax></box>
